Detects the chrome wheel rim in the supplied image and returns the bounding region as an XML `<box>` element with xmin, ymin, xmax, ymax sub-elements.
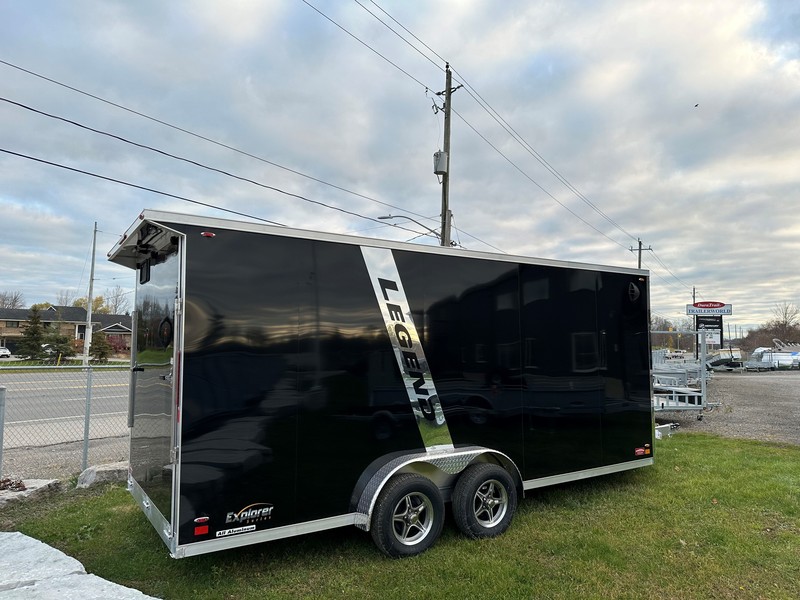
<box><xmin>472</xmin><ymin>479</ymin><xmax>508</xmax><ymax>527</ymax></box>
<box><xmin>391</xmin><ymin>492</ymin><xmax>434</xmax><ymax>546</ymax></box>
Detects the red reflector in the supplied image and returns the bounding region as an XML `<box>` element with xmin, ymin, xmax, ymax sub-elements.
<box><xmin>201</xmin><ymin>231</ymin><xmax>216</xmax><ymax>238</ymax></box>
<box><xmin>194</xmin><ymin>525</ymin><xmax>209</xmax><ymax>536</ymax></box>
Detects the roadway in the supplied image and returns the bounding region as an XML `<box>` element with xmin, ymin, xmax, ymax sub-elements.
<box><xmin>0</xmin><ymin>368</ymin><xmax>130</xmax><ymax>448</ymax></box>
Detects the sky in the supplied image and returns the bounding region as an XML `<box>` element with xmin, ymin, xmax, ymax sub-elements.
<box><xmin>1</xmin><ymin>0</ymin><xmax>798</xmax><ymax>335</ymax></box>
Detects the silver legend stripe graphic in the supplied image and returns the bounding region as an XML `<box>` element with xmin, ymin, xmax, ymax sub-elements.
<box><xmin>361</xmin><ymin>246</ymin><xmax>454</xmax><ymax>452</ymax></box>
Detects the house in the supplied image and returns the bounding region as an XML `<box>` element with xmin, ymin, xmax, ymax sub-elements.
<box><xmin>0</xmin><ymin>305</ymin><xmax>132</xmax><ymax>354</ymax></box>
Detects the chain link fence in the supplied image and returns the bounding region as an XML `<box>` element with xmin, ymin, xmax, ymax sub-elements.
<box><xmin>0</xmin><ymin>365</ymin><xmax>130</xmax><ymax>480</ymax></box>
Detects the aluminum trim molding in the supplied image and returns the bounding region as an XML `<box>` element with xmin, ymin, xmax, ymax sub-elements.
<box><xmin>522</xmin><ymin>458</ymin><xmax>654</xmax><ymax>491</ymax></box>
<box><xmin>175</xmin><ymin>514</ymin><xmax>360</xmax><ymax>558</ymax></box>
<box><xmin>109</xmin><ymin>209</ymin><xmax>647</xmax><ymax>277</ymax></box>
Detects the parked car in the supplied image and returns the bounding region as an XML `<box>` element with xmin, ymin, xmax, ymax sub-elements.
<box><xmin>0</xmin><ymin>347</ymin><xmax>11</xmax><ymax>358</ymax></box>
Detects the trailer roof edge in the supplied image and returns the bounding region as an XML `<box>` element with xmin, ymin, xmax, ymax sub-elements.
<box><xmin>108</xmin><ymin>208</ymin><xmax>648</xmax><ymax>276</ymax></box>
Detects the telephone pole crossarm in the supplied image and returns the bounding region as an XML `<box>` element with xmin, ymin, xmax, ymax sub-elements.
<box><xmin>629</xmin><ymin>238</ymin><xmax>653</xmax><ymax>269</ymax></box>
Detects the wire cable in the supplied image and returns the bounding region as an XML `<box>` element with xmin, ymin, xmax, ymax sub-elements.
<box><xmin>353</xmin><ymin>3</ymin><xmax>694</xmax><ymax>291</ymax></box>
<box><xmin>0</xmin><ymin>58</ymin><xmax>432</xmax><ymax>223</ymax></box>
<box><xmin>300</xmin><ymin>0</ymin><xmax>431</xmax><ymax>90</ymax></box>
<box><xmin>0</xmin><ymin>97</ymin><xmax>444</xmax><ymax>238</ymax></box>
<box><xmin>353</xmin><ymin>0</ymin><xmax>443</xmax><ymax>72</ymax></box>
<box><xmin>0</xmin><ymin>148</ymin><xmax>455</xmax><ymax>242</ymax></box>
<box><xmin>452</xmin><ymin>107</ymin><xmax>629</xmax><ymax>252</ymax></box>
<box><xmin>0</xmin><ymin>147</ymin><xmax>285</xmax><ymax>225</ymax></box>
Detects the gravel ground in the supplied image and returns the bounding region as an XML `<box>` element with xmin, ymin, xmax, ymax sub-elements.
<box><xmin>656</xmin><ymin>369</ymin><xmax>800</xmax><ymax>445</ymax></box>
<box><xmin>1</xmin><ymin>437</ymin><xmax>128</xmax><ymax>482</ymax></box>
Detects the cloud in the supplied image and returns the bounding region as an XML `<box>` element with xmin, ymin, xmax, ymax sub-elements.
<box><xmin>0</xmin><ymin>0</ymin><xmax>798</xmax><ymax>331</ymax></box>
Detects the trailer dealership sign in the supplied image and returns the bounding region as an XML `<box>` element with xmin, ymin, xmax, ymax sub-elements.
<box><xmin>686</xmin><ymin>302</ymin><xmax>732</xmax><ymax>315</ymax></box>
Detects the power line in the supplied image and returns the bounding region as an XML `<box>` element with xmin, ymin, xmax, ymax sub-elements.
<box><xmin>0</xmin><ymin>58</ymin><xmax>431</xmax><ymax>223</ymax></box>
<box><xmin>367</xmin><ymin>1</ymin><xmax>448</xmax><ymax>64</ymax></box>
<box><xmin>0</xmin><ymin>96</ymin><xmax>417</xmax><ymax>229</ymax></box>
<box><xmin>452</xmin><ymin>107</ymin><xmax>629</xmax><ymax>252</ymax></box>
<box><xmin>0</xmin><ymin>148</ymin><xmax>456</xmax><ymax>242</ymax></box>
<box><xmin>300</xmin><ymin>0</ymin><xmax>431</xmax><ymax>90</ymax></box>
<box><xmin>356</xmin><ymin>1</ymin><xmax>636</xmax><ymax>244</ymax></box>
<box><xmin>2</xmin><ymin>19</ymin><xmax>695</xmax><ymax>296</ymax></box>
<box><xmin>311</xmin><ymin>1</ymin><xmax>634</xmax><ymax>255</ymax></box>
<box><xmin>346</xmin><ymin>2</ymin><xmax>696</xmax><ymax>296</ymax></box>
<box><xmin>0</xmin><ymin>58</ymin><xmax>495</xmax><ymax>250</ymax></box>
<box><xmin>353</xmin><ymin>0</ymin><xmax>443</xmax><ymax>72</ymax></box>
<box><xmin>348</xmin><ymin>3</ymin><xmax>634</xmax><ymax>249</ymax></box>
<box><xmin>0</xmin><ymin>147</ymin><xmax>286</xmax><ymax>225</ymax></box>
<box><xmin>650</xmin><ymin>249</ymin><xmax>695</xmax><ymax>293</ymax></box>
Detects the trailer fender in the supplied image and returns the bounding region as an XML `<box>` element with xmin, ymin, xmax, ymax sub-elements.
<box><xmin>351</xmin><ymin>445</ymin><xmax>521</xmax><ymax>531</ymax></box>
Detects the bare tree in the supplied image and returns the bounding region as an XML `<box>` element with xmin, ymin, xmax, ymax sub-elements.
<box><xmin>649</xmin><ymin>315</ymin><xmax>674</xmax><ymax>348</ymax></box>
<box><xmin>771</xmin><ymin>301</ymin><xmax>799</xmax><ymax>327</ymax></box>
<box><xmin>767</xmin><ymin>302</ymin><xmax>800</xmax><ymax>343</ymax></box>
<box><xmin>56</xmin><ymin>289</ymin><xmax>78</xmax><ymax>306</ymax></box>
<box><xmin>0</xmin><ymin>290</ymin><xmax>25</xmax><ymax>309</ymax></box>
<box><xmin>104</xmin><ymin>285</ymin><xmax>132</xmax><ymax>315</ymax></box>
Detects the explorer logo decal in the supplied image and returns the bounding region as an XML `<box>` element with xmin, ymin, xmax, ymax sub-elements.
<box><xmin>225</xmin><ymin>502</ymin><xmax>274</xmax><ymax>524</ymax></box>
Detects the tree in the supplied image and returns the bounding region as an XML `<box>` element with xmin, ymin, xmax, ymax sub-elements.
<box><xmin>73</xmin><ymin>296</ymin><xmax>109</xmax><ymax>314</ymax></box>
<box><xmin>56</xmin><ymin>289</ymin><xmax>78</xmax><ymax>306</ymax></box>
<box><xmin>103</xmin><ymin>285</ymin><xmax>131</xmax><ymax>315</ymax></box>
<box><xmin>89</xmin><ymin>330</ymin><xmax>113</xmax><ymax>363</ymax></box>
<box><xmin>43</xmin><ymin>330</ymin><xmax>75</xmax><ymax>359</ymax></box>
<box><xmin>0</xmin><ymin>291</ymin><xmax>25</xmax><ymax>309</ymax></box>
<box><xmin>739</xmin><ymin>302</ymin><xmax>800</xmax><ymax>352</ymax></box>
<box><xmin>17</xmin><ymin>306</ymin><xmax>46</xmax><ymax>359</ymax></box>
<box><xmin>649</xmin><ymin>315</ymin><xmax>675</xmax><ymax>349</ymax></box>
<box><xmin>767</xmin><ymin>302</ymin><xmax>800</xmax><ymax>342</ymax></box>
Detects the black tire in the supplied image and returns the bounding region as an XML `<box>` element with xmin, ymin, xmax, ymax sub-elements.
<box><xmin>370</xmin><ymin>473</ymin><xmax>444</xmax><ymax>558</ymax></box>
<box><xmin>452</xmin><ymin>463</ymin><xmax>517</xmax><ymax>539</ymax></box>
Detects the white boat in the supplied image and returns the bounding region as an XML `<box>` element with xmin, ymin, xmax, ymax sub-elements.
<box><xmin>745</xmin><ymin>339</ymin><xmax>800</xmax><ymax>370</ymax></box>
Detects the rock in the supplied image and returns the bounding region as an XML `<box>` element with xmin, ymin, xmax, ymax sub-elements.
<box><xmin>76</xmin><ymin>462</ymin><xmax>128</xmax><ymax>489</ymax></box>
<box><xmin>0</xmin><ymin>479</ymin><xmax>62</xmax><ymax>509</ymax></box>
<box><xmin>0</xmin><ymin>532</ymin><xmax>158</xmax><ymax>598</ymax></box>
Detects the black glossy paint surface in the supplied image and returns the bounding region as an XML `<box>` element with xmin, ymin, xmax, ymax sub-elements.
<box><xmin>155</xmin><ymin>223</ymin><xmax>651</xmax><ymax>546</ymax></box>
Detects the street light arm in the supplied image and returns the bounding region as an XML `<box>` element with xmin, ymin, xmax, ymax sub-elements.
<box><xmin>378</xmin><ymin>215</ymin><xmax>441</xmax><ymax>240</ymax></box>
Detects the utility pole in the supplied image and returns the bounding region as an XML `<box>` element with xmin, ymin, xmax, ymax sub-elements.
<box><xmin>629</xmin><ymin>238</ymin><xmax>652</xmax><ymax>269</ymax></box>
<box><xmin>81</xmin><ymin>222</ymin><xmax>97</xmax><ymax>471</ymax></box>
<box><xmin>82</xmin><ymin>222</ymin><xmax>97</xmax><ymax>367</ymax></box>
<box><xmin>437</xmin><ymin>64</ymin><xmax>461</xmax><ymax>247</ymax></box>
<box><xmin>693</xmin><ymin>286</ymin><xmax>698</xmax><ymax>360</ymax></box>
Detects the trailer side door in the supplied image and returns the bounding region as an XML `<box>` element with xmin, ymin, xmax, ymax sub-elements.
<box><xmin>129</xmin><ymin>242</ymin><xmax>181</xmax><ymax>537</ymax></box>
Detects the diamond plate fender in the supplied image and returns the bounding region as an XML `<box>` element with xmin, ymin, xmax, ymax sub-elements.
<box><xmin>351</xmin><ymin>445</ymin><xmax>521</xmax><ymax>530</ymax></box>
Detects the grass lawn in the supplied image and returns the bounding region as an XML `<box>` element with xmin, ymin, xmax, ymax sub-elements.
<box><xmin>3</xmin><ymin>433</ymin><xmax>799</xmax><ymax>599</ymax></box>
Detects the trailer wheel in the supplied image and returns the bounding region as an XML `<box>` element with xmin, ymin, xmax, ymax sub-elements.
<box><xmin>452</xmin><ymin>463</ymin><xmax>517</xmax><ymax>539</ymax></box>
<box><xmin>370</xmin><ymin>473</ymin><xmax>444</xmax><ymax>558</ymax></box>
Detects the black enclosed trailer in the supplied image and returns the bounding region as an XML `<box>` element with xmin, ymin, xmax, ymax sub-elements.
<box><xmin>109</xmin><ymin>210</ymin><xmax>653</xmax><ymax>558</ymax></box>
